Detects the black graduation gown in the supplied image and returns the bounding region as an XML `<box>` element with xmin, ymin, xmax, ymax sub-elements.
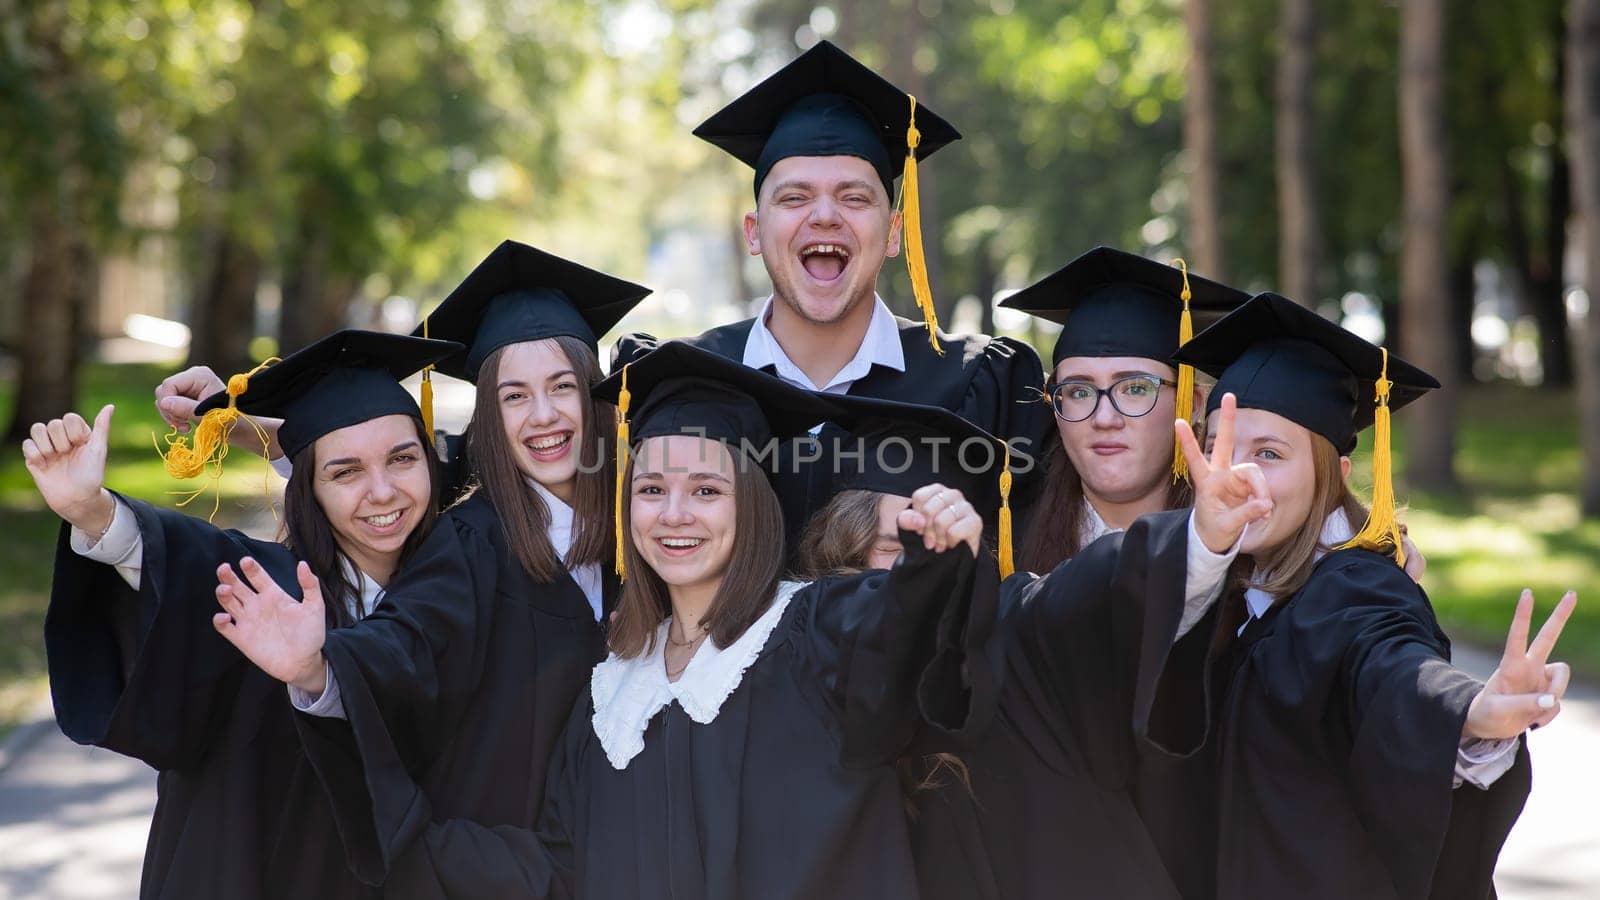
<box><xmin>42</xmin><ymin>494</ymin><xmax>380</xmax><ymax>900</ymax></box>
<box><xmin>612</xmin><ymin>317</ymin><xmax>1053</xmax><ymax>547</ymax></box>
<box><xmin>314</xmin><ymin>529</ymin><xmax>990</xmax><ymax>899</ymax></box>
<box><xmin>295</xmin><ymin>490</ymin><xmax>617</xmax><ymax>886</ymax></box>
<box><xmin>1140</xmin><ymin>549</ymin><xmax>1532</xmax><ymax>900</ymax></box>
<box><xmin>907</xmin><ymin>508</ymin><xmax>1196</xmax><ymax>900</ymax></box>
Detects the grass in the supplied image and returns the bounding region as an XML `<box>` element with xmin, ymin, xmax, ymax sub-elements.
<box><xmin>0</xmin><ymin>368</ymin><xmax>1596</xmax><ymax>741</ymax></box>
<box><xmin>0</xmin><ymin>362</ymin><xmax>281</xmax><ymax>742</ymax></box>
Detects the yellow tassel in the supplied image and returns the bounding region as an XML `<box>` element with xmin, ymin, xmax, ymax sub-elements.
<box><xmin>420</xmin><ymin>316</ymin><xmax>436</xmax><ymax>441</ymax></box>
<box><xmin>1170</xmin><ymin>258</ymin><xmax>1195</xmax><ymax>483</ymax></box>
<box><xmin>156</xmin><ymin>357</ymin><xmax>280</xmax><ymax>521</ymax></box>
<box><xmin>1338</xmin><ymin>348</ymin><xmax>1404</xmax><ymax>566</ymax></box>
<box><xmin>613</xmin><ymin>363</ymin><xmax>631</xmax><ymax>581</ymax></box>
<box><xmin>899</xmin><ymin>95</ymin><xmax>943</xmax><ymax>356</ymax></box>
<box><xmin>997</xmin><ymin>440</ymin><xmax>1015</xmax><ymax>579</ymax></box>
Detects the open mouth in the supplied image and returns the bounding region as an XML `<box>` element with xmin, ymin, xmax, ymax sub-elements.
<box><xmin>799</xmin><ymin>243</ymin><xmax>851</xmax><ymax>283</ymax></box>
<box><xmin>524</xmin><ymin>431</ymin><xmax>574</xmax><ymax>462</ymax></box>
<box><xmin>655</xmin><ymin>536</ymin><xmax>706</xmax><ymax>557</ymax></box>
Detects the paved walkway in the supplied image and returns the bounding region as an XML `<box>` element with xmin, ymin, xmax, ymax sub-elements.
<box><xmin>1</xmin><ymin>643</ymin><xmax>1595</xmax><ymax>899</ymax></box>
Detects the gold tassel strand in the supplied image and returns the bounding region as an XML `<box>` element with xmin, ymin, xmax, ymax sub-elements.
<box><xmin>900</xmin><ymin>95</ymin><xmax>943</xmax><ymax>355</ymax></box>
<box><xmin>1338</xmin><ymin>348</ymin><xmax>1405</xmax><ymax>566</ymax></box>
<box><xmin>613</xmin><ymin>363</ymin><xmax>632</xmax><ymax>581</ymax></box>
<box><xmin>997</xmin><ymin>440</ymin><xmax>1015</xmax><ymax>579</ymax></box>
<box><xmin>1170</xmin><ymin>258</ymin><xmax>1195</xmax><ymax>483</ymax></box>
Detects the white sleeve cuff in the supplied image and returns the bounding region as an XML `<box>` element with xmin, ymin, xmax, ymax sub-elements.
<box><xmin>1176</xmin><ymin>513</ymin><xmax>1243</xmax><ymax>639</ymax></box>
<box><xmin>69</xmin><ymin>498</ymin><xmax>143</xmax><ymax>590</ymax></box>
<box><xmin>1453</xmin><ymin>736</ymin><xmax>1520</xmax><ymax>790</ymax></box>
<box><xmin>269</xmin><ymin>454</ymin><xmax>294</xmax><ymax>480</ymax></box>
<box><xmin>287</xmin><ymin>663</ymin><xmax>346</xmax><ymax>720</ymax></box>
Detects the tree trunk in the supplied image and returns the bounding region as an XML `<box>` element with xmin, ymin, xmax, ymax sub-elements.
<box><xmin>279</xmin><ymin>214</ymin><xmax>357</xmax><ymax>354</ymax></box>
<box><xmin>187</xmin><ymin>229</ymin><xmax>262</xmax><ymax>377</ymax></box>
<box><xmin>1399</xmin><ymin>0</ymin><xmax>1459</xmax><ymax>491</ymax></box>
<box><xmin>1570</xmin><ymin>0</ymin><xmax>1600</xmax><ymax>515</ymax></box>
<box><xmin>4</xmin><ymin>6</ymin><xmax>96</xmax><ymax>442</ymax></box>
<box><xmin>975</xmin><ymin>238</ymin><xmax>998</xmax><ymax>337</ymax></box>
<box><xmin>1276</xmin><ymin>0</ymin><xmax>1323</xmax><ymax>306</ymax></box>
<box><xmin>1537</xmin><ymin>9</ymin><xmax>1576</xmax><ymax>386</ymax></box>
<box><xmin>186</xmin><ymin>138</ymin><xmax>261</xmax><ymax>375</ymax></box>
<box><xmin>5</xmin><ymin>195</ymin><xmax>94</xmax><ymax>441</ymax></box>
<box><xmin>1185</xmin><ymin>0</ymin><xmax>1227</xmax><ymax>279</ymax></box>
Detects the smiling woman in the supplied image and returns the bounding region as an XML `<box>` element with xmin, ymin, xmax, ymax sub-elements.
<box><xmin>27</xmin><ymin>329</ymin><xmax>459</xmax><ymax>899</ymax></box>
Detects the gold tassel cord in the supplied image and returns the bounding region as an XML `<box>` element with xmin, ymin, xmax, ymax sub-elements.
<box><xmin>1170</xmin><ymin>258</ymin><xmax>1195</xmax><ymax>483</ymax></box>
<box><xmin>997</xmin><ymin>440</ymin><xmax>1015</xmax><ymax>579</ymax></box>
<box><xmin>899</xmin><ymin>95</ymin><xmax>943</xmax><ymax>356</ymax></box>
<box><xmin>1337</xmin><ymin>348</ymin><xmax>1405</xmax><ymax>566</ymax></box>
<box><xmin>156</xmin><ymin>357</ymin><xmax>280</xmax><ymax>521</ymax></box>
<box><xmin>420</xmin><ymin>316</ymin><xmax>436</xmax><ymax>441</ymax></box>
<box><xmin>613</xmin><ymin>364</ymin><xmax>631</xmax><ymax>581</ymax></box>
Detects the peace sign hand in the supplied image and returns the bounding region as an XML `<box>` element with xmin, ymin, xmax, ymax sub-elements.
<box><xmin>1176</xmin><ymin>393</ymin><xmax>1274</xmax><ymax>554</ymax></box>
<box><xmin>1464</xmin><ymin>589</ymin><xmax>1577</xmax><ymax>740</ymax></box>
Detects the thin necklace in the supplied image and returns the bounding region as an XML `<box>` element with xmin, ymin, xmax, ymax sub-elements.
<box><xmin>665</xmin><ymin>633</ymin><xmax>708</xmax><ymax>679</ymax></box>
<box><xmin>666</xmin><ymin>621</ymin><xmax>704</xmax><ymax>647</ymax></box>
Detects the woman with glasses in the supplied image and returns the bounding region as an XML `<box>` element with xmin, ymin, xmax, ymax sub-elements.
<box><xmin>1000</xmin><ymin>246</ymin><xmax>1249</xmax><ymax>573</ymax></box>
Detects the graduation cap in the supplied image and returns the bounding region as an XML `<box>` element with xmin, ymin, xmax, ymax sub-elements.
<box><xmin>694</xmin><ymin>40</ymin><xmax>961</xmax><ymax>355</ymax></box>
<box><xmin>1173</xmin><ymin>292</ymin><xmax>1440</xmax><ymax>564</ymax></box>
<box><xmin>825</xmin><ymin>394</ymin><xmax>1020</xmax><ymax>577</ymax></box>
<box><xmin>1000</xmin><ymin>246</ymin><xmax>1249</xmax><ymax>480</ymax></box>
<box><xmin>591</xmin><ymin>340</ymin><xmax>843</xmax><ymax>579</ymax></box>
<box><xmin>411</xmin><ymin>241</ymin><xmax>650</xmax><ymax>432</ymax></box>
<box><xmin>188</xmin><ymin>329</ymin><xmax>462</xmax><ymax>461</ymax></box>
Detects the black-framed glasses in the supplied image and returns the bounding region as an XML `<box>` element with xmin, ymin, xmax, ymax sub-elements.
<box><xmin>1045</xmin><ymin>374</ymin><xmax>1177</xmax><ymax>422</ymax></box>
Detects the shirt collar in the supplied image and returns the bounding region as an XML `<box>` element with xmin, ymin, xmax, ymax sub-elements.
<box><xmin>589</xmin><ymin>580</ymin><xmax>807</xmax><ymax>770</ymax></box>
<box><xmin>528</xmin><ymin>478</ymin><xmax>576</xmax><ymax>554</ymax></box>
<box><xmin>342</xmin><ymin>556</ymin><xmax>386</xmax><ymax>620</ymax></box>
<box><xmin>742</xmin><ymin>294</ymin><xmax>906</xmax><ymax>393</ymax></box>
<box><xmin>1080</xmin><ymin>499</ymin><xmax>1116</xmax><ymax>546</ymax></box>
<box><xmin>1243</xmin><ymin>507</ymin><xmax>1356</xmax><ymax>621</ymax></box>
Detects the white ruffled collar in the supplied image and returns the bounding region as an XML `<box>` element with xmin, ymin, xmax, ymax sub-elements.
<box><xmin>590</xmin><ymin>580</ymin><xmax>809</xmax><ymax>770</ymax></box>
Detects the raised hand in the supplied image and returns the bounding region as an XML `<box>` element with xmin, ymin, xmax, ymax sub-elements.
<box><xmin>1176</xmin><ymin>393</ymin><xmax>1274</xmax><ymax>553</ymax></box>
<box><xmin>898</xmin><ymin>483</ymin><xmax>982</xmax><ymax>558</ymax></box>
<box><xmin>156</xmin><ymin>365</ymin><xmax>284</xmax><ymax>457</ymax></box>
<box><xmin>212</xmin><ymin>557</ymin><xmax>329</xmax><ymax>695</ymax></box>
<box><xmin>1464</xmin><ymin>589</ymin><xmax>1577</xmax><ymax>740</ymax></box>
<box><xmin>21</xmin><ymin>405</ymin><xmax>117</xmax><ymax>535</ymax></box>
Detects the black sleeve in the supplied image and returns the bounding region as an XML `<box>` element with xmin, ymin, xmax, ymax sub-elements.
<box><xmin>1001</xmin><ymin>509</ymin><xmax>1195</xmax><ymax>781</ymax></box>
<box><xmin>44</xmin><ymin>494</ymin><xmax>297</xmax><ymax>770</ymax></box>
<box><xmin>959</xmin><ymin>336</ymin><xmax>1052</xmax><ymax>512</ymax></box>
<box><xmin>1273</xmin><ymin>552</ymin><xmax>1529</xmax><ymax>899</ymax></box>
<box><xmin>794</xmin><ymin>527</ymin><xmax>988</xmax><ymax>767</ymax></box>
<box><xmin>318</xmin><ymin>515</ymin><xmax>498</xmax><ymax>774</ymax></box>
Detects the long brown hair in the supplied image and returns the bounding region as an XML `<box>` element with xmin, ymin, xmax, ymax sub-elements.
<box><xmin>463</xmin><ymin>337</ymin><xmax>613</xmax><ymax>582</ymax></box>
<box><xmin>609</xmin><ymin>441</ymin><xmax>787</xmax><ymax>659</ymax></box>
<box><xmin>792</xmin><ymin>486</ymin><xmax>970</xmax><ymax>811</ymax></box>
<box><xmin>1018</xmin><ymin>438</ymin><xmax>1192</xmax><ymax>573</ymax></box>
<box><xmin>1242</xmin><ymin>432</ymin><xmax>1374</xmax><ymax>601</ymax></box>
<box><xmin>281</xmin><ymin>415</ymin><xmax>442</xmax><ymax>628</ymax></box>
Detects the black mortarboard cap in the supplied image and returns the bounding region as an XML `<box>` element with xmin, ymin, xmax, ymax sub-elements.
<box><xmin>1000</xmin><ymin>246</ymin><xmax>1249</xmax><ymax>367</ymax></box>
<box><xmin>693</xmin><ymin>40</ymin><xmax>960</xmax><ymax>197</ymax></box>
<box><xmin>195</xmin><ymin>329</ymin><xmax>461</xmax><ymax>459</ymax></box>
<box><xmin>416</xmin><ymin>240</ymin><xmax>651</xmax><ymax>382</ymax></box>
<box><xmin>593</xmin><ymin>340</ymin><xmax>840</xmax><ymax>457</ymax></box>
<box><xmin>1174</xmin><ymin>292</ymin><xmax>1439</xmax><ymax>454</ymax></box>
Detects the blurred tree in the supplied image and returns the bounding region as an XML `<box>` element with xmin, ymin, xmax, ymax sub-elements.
<box><xmin>1401</xmin><ymin>0</ymin><xmax>1460</xmax><ymax>490</ymax></box>
<box><xmin>1571</xmin><ymin>0</ymin><xmax>1600</xmax><ymax>514</ymax></box>
<box><xmin>1275</xmin><ymin>0</ymin><xmax>1321</xmax><ymax>305</ymax></box>
<box><xmin>1184</xmin><ymin>0</ymin><xmax>1226</xmax><ymax>279</ymax></box>
<box><xmin>1</xmin><ymin>0</ymin><xmax>128</xmax><ymax>441</ymax></box>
